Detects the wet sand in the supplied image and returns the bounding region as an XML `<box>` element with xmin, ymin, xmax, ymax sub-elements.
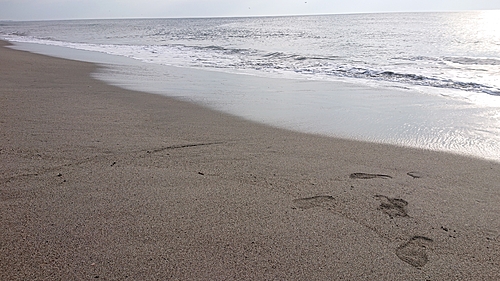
<box><xmin>1</xmin><ymin>40</ymin><xmax>499</xmax><ymax>280</ymax></box>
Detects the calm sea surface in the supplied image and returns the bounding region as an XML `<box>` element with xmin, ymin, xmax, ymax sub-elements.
<box><xmin>2</xmin><ymin>12</ymin><xmax>500</xmax><ymax>160</ymax></box>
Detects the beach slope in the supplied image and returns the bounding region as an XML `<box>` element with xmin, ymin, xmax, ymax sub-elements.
<box><xmin>1</xmin><ymin>41</ymin><xmax>499</xmax><ymax>280</ymax></box>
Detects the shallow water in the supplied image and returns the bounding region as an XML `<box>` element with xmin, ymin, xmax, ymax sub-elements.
<box><xmin>3</xmin><ymin>12</ymin><xmax>500</xmax><ymax>161</ymax></box>
<box><xmin>95</xmin><ymin>59</ymin><xmax>500</xmax><ymax>161</ymax></box>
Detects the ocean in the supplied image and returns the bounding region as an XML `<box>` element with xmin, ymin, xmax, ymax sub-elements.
<box><xmin>2</xmin><ymin>11</ymin><xmax>500</xmax><ymax>161</ymax></box>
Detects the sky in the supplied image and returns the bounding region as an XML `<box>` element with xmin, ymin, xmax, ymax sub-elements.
<box><xmin>1</xmin><ymin>0</ymin><xmax>500</xmax><ymax>21</ymax></box>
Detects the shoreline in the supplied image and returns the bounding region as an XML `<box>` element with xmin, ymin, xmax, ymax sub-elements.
<box><xmin>10</xmin><ymin>40</ymin><xmax>500</xmax><ymax>162</ymax></box>
<box><xmin>1</xmin><ymin>40</ymin><xmax>500</xmax><ymax>279</ymax></box>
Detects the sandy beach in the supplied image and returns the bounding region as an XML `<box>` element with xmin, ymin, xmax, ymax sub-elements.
<box><xmin>1</xmin><ymin>40</ymin><xmax>500</xmax><ymax>280</ymax></box>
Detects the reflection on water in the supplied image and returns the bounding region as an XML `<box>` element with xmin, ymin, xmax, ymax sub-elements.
<box><xmin>96</xmin><ymin>61</ymin><xmax>500</xmax><ymax>162</ymax></box>
<box><xmin>476</xmin><ymin>10</ymin><xmax>500</xmax><ymax>40</ymax></box>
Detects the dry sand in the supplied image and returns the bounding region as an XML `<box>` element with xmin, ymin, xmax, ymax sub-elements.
<box><xmin>1</xmin><ymin>40</ymin><xmax>500</xmax><ymax>280</ymax></box>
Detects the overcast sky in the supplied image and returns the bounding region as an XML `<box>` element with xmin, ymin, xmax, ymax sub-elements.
<box><xmin>1</xmin><ymin>0</ymin><xmax>499</xmax><ymax>21</ymax></box>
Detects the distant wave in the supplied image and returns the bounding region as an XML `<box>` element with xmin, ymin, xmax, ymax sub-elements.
<box><xmin>397</xmin><ymin>55</ymin><xmax>500</xmax><ymax>66</ymax></box>
<box><xmin>443</xmin><ymin>56</ymin><xmax>500</xmax><ymax>66</ymax></box>
<box><xmin>193</xmin><ymin>45</ymin><xmax>255</xmax><ymax>55</ymax></box>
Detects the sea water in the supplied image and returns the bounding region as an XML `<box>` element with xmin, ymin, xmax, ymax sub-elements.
<box><xmin>2</xmin><ymin>12</ymin><xmax>500</xmax><ymax>161</ymax></box>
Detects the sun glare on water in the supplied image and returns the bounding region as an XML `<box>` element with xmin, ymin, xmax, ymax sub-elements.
<box><xmin>477</xmin><ymin>10</ymin><xmax>500</xmax><ymax>39</ymax></box>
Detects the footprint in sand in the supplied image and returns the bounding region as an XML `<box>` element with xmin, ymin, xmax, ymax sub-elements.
<box><xmin>407</xmin><ymin>172</ymin><xmax>423</xmax><ymax>179</ymax></box>
<box><xmin>293</xmin><ymin>196</ymin><xmax>335</xmax><ymax>210</ymax></box>
<box><xmin>396</xmin><ymin>236</ymin><xmax>433</xmax><ymax>268</ymax></box>
<box><xmin>375</xmin><ymin>195</ymin><xmax>409</xmax><ymax>218</ymax></box>
<box><xmin>350</xmin><ymin>173</ymin><xmax>392</xmax><ymax>179</ymax></box>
